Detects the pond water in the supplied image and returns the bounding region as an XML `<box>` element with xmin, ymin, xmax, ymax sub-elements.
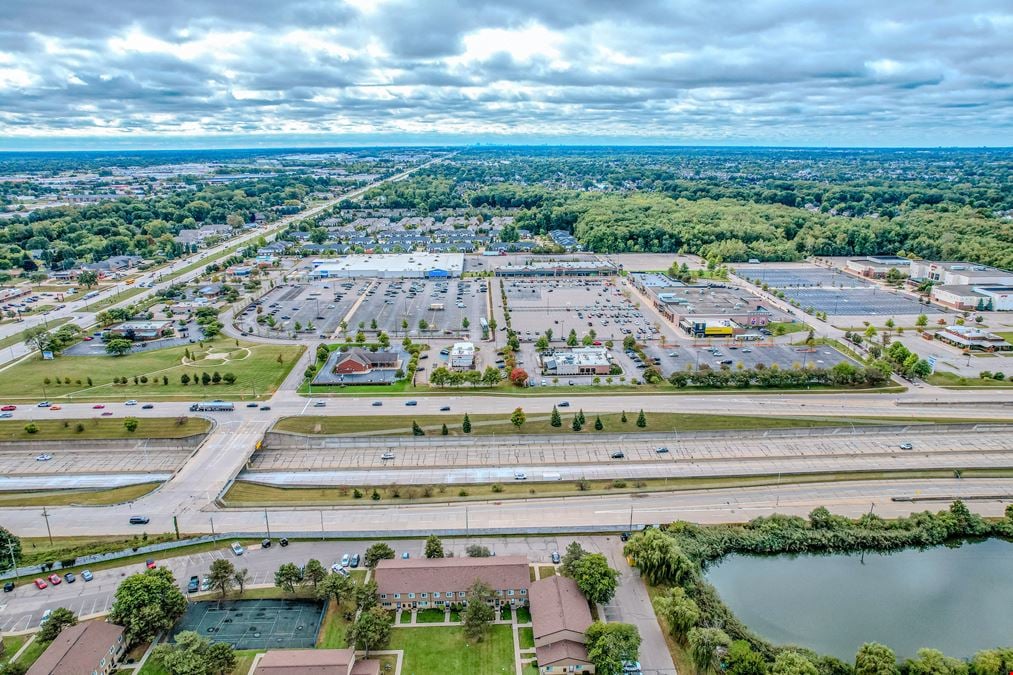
<box><xmin>705</xmin><ymin>538</ymin><xmax>1013</xmax><ymax>660</ymax></box>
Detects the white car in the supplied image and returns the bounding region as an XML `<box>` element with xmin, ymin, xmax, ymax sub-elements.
<box><xmin>125</xmin><ymin>400</ymin><xmax>138</xmax><ymax>406</ymax></box>
<box><xmin>35</xmin><ymin>454</ymin><xmax>53</xmax><ymax>462</ymax></box>
<box><xmin>381</xmin><ymin>452</ymin><xmax>395</xmax><ymax>460</ymax></box>
<box><xmin>230</xmin><ymin>542</ymin><xmax>245</xmax><ymax>556</ymax></box>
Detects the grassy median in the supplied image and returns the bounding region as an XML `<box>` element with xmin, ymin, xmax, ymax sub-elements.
<box><xmin>223</xmin><ymin>468</ymin><xmax>1013</xmax><ymax>507</ymax></box>
<box><xmin>0</xmin><ymin>416</ymin><xmax>210</xmax><ymax>440</ymax></box>
<box><xmin>0</xmin><ymin>482</ymin><xmax>160</xmax><ymax>507</ymax></box>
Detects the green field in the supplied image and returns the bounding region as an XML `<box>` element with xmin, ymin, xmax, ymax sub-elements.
<box><xmin>0</xmin><ymin>482</ymin><xmax>160</xmax><ymax>507</ymax></box>
<box><xmin>18</xmin><ymin>533</ymin><xmax>177</xmax><ymax>567</ymax></box>
<box><xmin>388</xmin><ymin>625</ymin><xmax>515</xmax><ymax>675</ymax></box>
<box><xmin>224</xmin><ymin>468</ymin><xmax>1013</xmax><ymax>508</ymax></box>
<box><xmin>0</xmin><ymin>338</ymin><xmax>303</xmax><ymax>401</ymax></box>
<box><xmin>926</xmin><ymin>371</ymin><xmax>1013</xmax><ymax>388</ymax></box>
<box><xmin>0</xmin><ymin>416</ymin><xmax>209</xmax><ymax>440</ymax></box>
<box><xmin>273</xmin><ymin>411</ymin><xmax>946</xmax><ymax>437</ymax></box>
<box><xmin>14</xmin><ymin>637</ymin><xmax>46</xmax><ymax>670</ymax></box>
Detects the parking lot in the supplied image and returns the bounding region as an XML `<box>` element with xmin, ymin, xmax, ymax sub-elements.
<box><xmin>642</xmin><ymin>341</ymin><xmax>857</xmax><ymax>375</ymax></box>
<box><xmin>237</xmin><ymin>281</ymin><xmax>366</xmax><ymax>339</ymax></box>
<box><xmin>778</xmin><ymin>288</ymin><xmax>941</xmax><ymax>317</ymax></box>
<box><xmin>741</xmin><ymin>266</ymin><xmax>872</xmax><ymax>289</ymax></box>
<box><xmin>347</xmin><ymin>277</ymin><xmax>489</xmax><ymax>340</ymax></box>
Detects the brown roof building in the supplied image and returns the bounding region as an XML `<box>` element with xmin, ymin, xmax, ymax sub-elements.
<box><xmin>27</xmin><ymin>620</ymin><xmax>126</xmax><ymax>675</ymax></box>
<box><xmin>374</xmin><ymin>556</ymin><xmax>530</xmax><ymax>610</ymax></box>
<box><xmin>332</xmin><ymin>349</ymin><xmax>399</xmax><ymax>375</ymax></box>
<box><xmin>253</xmin><ymin>649</ymin><xmax>379</xmax><ymax>675</ymax></box>
<box><xmin>530</xmin><ymin>576</ymin><xmax>595</xmax><ymax>674</ymax></box>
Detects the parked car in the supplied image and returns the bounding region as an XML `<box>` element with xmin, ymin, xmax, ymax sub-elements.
<box><xmin>340</xmin><ymin>553</ymin><xmax>350</xmax><ymax>567</ymax></box>
<box><xmin>187</xmin><ymin>576</ymin><xmax>200</xmax><ymax>593</ymax></box>
<box><xmin>146</xmin><ymin>559</ymin><xmax>157</xmax><ymax>569</ymax></box>
<box><xmin>262</xmin><ymin>538</ymin><xmax>271</xmax><ymax>548</ymax></box>
<box><xmin>551</xmin><ymin>551</ymin><xmax>561</xmax><ymax>564</ymax></box>
<box><xmin>401</xmin><ymin>552</ymin><xmax>410</xmax><ymax>559</ymax></box>
<box><xmin>48</xmin><ymin>574</ymin><xmax>62</xmax><ymax>585</ymax></box>
<box><xmin>620</xmin><ymin>532</ymin><xmax>631</xmax><ymax>542</ymax></box>
<box><xmin>230</xmin><ymin>542</ymin><xmax>245</xmax><ymax>556</ymax></box>
<box><xmin>40</xmin><ymin>609</ymin><xmax>52</xmax><ymax>625</ymax></box>
<box><xmin>81</xmin><ymin>570</ymin><xmax>93</xmax><ymax>582</ymax></box>
<box><xmin>200</xmin><ymin>576</ymin><xmax>213</xmax><ymax>592</ymax></box>
<box><xmin>34</xmin><ymin>578</ymin><xmax>47</xmax><ymax>589</ymax></box>
<box><xmin>3</xmin><ymin>581</ymin><xmax>14</xmax><ymax>592</ymax></box>
<box><xmin>899</xmin><ymin>443</ymin><xmax>913</xmax><ymax>450</ymax></box>
<box><xmin>350</xmin><ymin>554</ymin><xmax>360</xmax><ymax>568</ymax></box>
<box><xmin>64</xmin><ymin>572</ymin><xmax>75</xmax><ymax>583</ymax></box>
<box><xmin>279</xmin><ymin>537</ymin><xmax>289</xmax><ymax>547</ymax></box>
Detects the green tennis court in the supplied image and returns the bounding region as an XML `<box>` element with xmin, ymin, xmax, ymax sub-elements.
<box><xmin>172</xmin><ymin>599</ymin><xmax>325</xmax><ymax>650</ymax></box>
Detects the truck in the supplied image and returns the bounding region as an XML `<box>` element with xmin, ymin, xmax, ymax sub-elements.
<box><xmin>429</xmin><ymin>303</ymin><xmax>445</xmax><ymax>311</ymax></box>
<box><xmin>189</xmin><ymin>401</ymin><xmax>235</xmax><ymax>412</ymax></box>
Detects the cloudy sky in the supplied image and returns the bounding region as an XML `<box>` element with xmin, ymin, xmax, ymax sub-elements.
<box><xmin>1</xmin><ymin>0</ymin><xmax>1011</xmax><ymax>148</ymax></box>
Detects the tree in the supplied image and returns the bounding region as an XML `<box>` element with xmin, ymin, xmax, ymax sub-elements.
<box><xmin>37</xmin><ymin>607</ymin><xmax>77</xmax><ymax>643</ymax></box>
<box><xmin>559</xmin><ymin>541</ymin><xmax>589</xmax><ymax>577</ymax></box>
<box><xmin>636</xmin><ymin>409</ymin><xmax>647</xmax><ymax>428</ymax></box>
<box><xmin>905</xmin><ymin>649</ymin><xmax>965</xmax><ymax>675</ymax></box>
<box><xmin>594</xmin><ymin>415</ymin><xmax>604</xmax><ymax>431</ymax></box>
<box><xmin>509</xmin><ymin>367</ymin><xmax>528</xmax><ymax>387</ymax></box>
<box><xmin>462</xmin><ymin>413</ymin><xmax>472</xmax><ymax>433</ymax></box>
<box><xmin>0</xmin><ymin>526</ymin><xmax>21</xmax><ymax>572</ymax></box>
<box><xmin>772</xmin><ymin>651</ymin><xmax>819</xmax><ymax>675</ymax></box>
<box><xmin>688</xmin><ymin>627</ymin><xmax>731</xmax><ymax>673</ymax></box>
<box><xmin>222</xmin><ymin>372</ymin><xmax>236</xmax><ymax>385</ymax></box>
<box><xmin>233</xmin><ymin>568</ymin><xmax>250</xmax><ymax>596</ymax></box>
<box><xmin>105</xmin><ymin>338</ymin><xmax>133</xmax><ymax>356</ymax></box>
<box><xmin>466</xmin><ymin>544</ymin><xmax>492</xmax><ymax>557</ymax></box>
<box><xmin>462</xmin><ymin>580</ymin><xmax>496</xmax><ymax>641</ymax></box>
<box><xmin>441</xmin><ymin>423</ymin><xmax>449</xmax><ymax>435</ymax></box>
<box><xmin>208</xmin><ymin>558</ymin><xmax>236</xmax><ymax>598</ymax></box>
<box><xmin>123</xmin><ymin>417</ymin><xmax>139</xmax><ymax>433</ymax></box>
<box><xmin>915</xmin><ymin>314</ymin><xmax>928</xmax><ymax>327</ymax></box>
<box><xmin>652</xmin><ymin>587</ymin><xmax>700</xmax><ymax>641</ymax></box>
<box><xmin>418</xmin><ymin>319</ymin><xmax>428</xmax><ymax>331</ymax></box>
<box><xmin>624</xmin><ymin>529</ymin><xmax>694</xmax><ymax>586</ymax></box>
<box><xmin>317</xmin><ymin>571</ymin><xmax>355</xmax><ymax>605</ymax></box>
<box><xmin>424</xmin><ymin>535</ymin><xmax>445</xmax><ymax>558</ymax></box>
<box><xmin>571</xmin><ymin>415</ymin><xmax>582</xmax><ymax>432</ymax></box>
<box><xmin>970</xmin><ymin>650</ymin><xmax>1005</xmax><ymax>675</ymax></box>
<box><xmin>181</xmin><ymin>373</ymin><xmax>191</xmax><ymax>385</ymax></box>
<box><xmin>855</xmin><ymin>643</ymin><xmax>899</xmax><ymax>675</ymax></box>
<box><xmin>550</xmin><ymin>405</ymin><xmax>562</xmax><ymax>427</ymax></box>
<box><xmin>510</xmin><ymin>407</ymin><xmax>526</xmax><ymax>427</ymax></box>
<box><xmin>349</xmin><ymin>606</ymin><xmax>392</xmax><ymax>656</ymax></box>
<box><xmin>586</xmin><ymin>621</ymin><xmax>641</xmax><ymax>675</ymax></box>
<box><xmin>24</xmin><ymin>327</ymin><xmax>53</xmax><ymax>355</ymax></box>
<box><xmin>570</xmin><ymin>553</ymin><xmax>619</xmax><ymax>604</ymax></box>
<box><xmin>77</xmin><ymin>270</ymin><xmax>99</xmax><ymax>288</ymax></box>
<box><xmin>411</xmin><ymin>420</ymin><xmax>425</xmax><ymax>436</ymax></box>
<box><xmin>567</xmin><ymin>329</ymin><xmax>578</xmax><ymax>347</ymax></box>
<box><xmin>535</xmin><ymin>335</ymin><xmax>549</xmax><ymax>350</ymax></box>
<box><xmin>725</xmin><ymin>640</ymin><xmax>769</xmax><ymax>675</ymax></box>
<box><xmin>110</xmin><ymin>568</ymin><xmax>187</xmax><ymax>645</ymax></box>
<box><xmin>365</xmin><ymin>542</ymin><xmax>396</xmax><ymax>568</ymax></box>
<box><xmin>302</xmin><ymin>559</ymin><xmax>327</xmax><ymax>592</ymax></box>
<box><xmin>152</xmin><ymin>630</ymin><xmax>236</xmax><ymax>675</ymax></box>
<box><xmin>274</xmin><ymin>563</ymin><xmax>303</xmax><ymax>593</ymax></box>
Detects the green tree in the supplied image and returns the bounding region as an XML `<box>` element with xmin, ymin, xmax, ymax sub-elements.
<box><xmin>570</xmin><ymin>553</ymin><xmax>619</xmax><ymax>605</ymax></box>
<box><xmin>905</xmin><ymin>649</ymin><xmax>965</xmax><ymax>675</ymax></box>
<box><xmin>274</xmin><ymin>563</ymin><xmax>303</xmax><ymax>593</ymax></box>
<box><xmin>466</xmin><ymin>544</ymin><xmax>493</xmax><ymax>557</ymax></box>
<box><xmin>412</xmin><ymin>420</ymin><xmax>425</xmax><ymax>436</ymax></box>
<box><xmin>462</xmin><ymin>580</ymin><xmax>496</xmax><ymax>641</ymax></box>
<box><xmin>855</xmin><ymin>643</ymin><xmax>899</xmax><ymax>675</ymax></box>
<box><xmin>688</xmin><ymin>627</ymin><xmax>731</xmax><ymax>673</ymax></box>
<box><xmin>652</xmin><ymin>587</ymin><xmax>700</xmax><ymax>641</ymax></box>
<box><xmin>105</xmin><ymin>338</ymin><xmax>133</xmax><ymax>356</ymax></box>
<box><xmin>317</xmin><ymin>571</ymin><xmax>355</xmax><ymax>605</ymax></box>
<box><xmin>536</xmin><ymin>335</ymin><xmax>549</xmax><ymax>350</ymax></box>
<box><xmin>302</xmin><ymin>559</ymin><xmax>327</xmax><ymax>592</ymax></box>
<box><xmin>123</xmin><ymin>417</ymin><xmax>139</xmax><ymax>433</ymax></box>
<box><xmin>462</xmin><ymin>413</ymin><xmax>472</xmax><ymax>433</ymax></box>
<box><xmin>349</xmin><ymin>606</ymin><xmax>392</xmax><ymax>657</ymax></box>
<box><xmin>511</xmin><ymin>407</ymin><xmax>526</xmax><ymax>427</ymax></box>
<box><xmin>233</xmin><ymin>568</ymin><xmax>250</xmax><ymax>596</ymax></box>
<box><xmin>916</xmin><ymin>314</ymin><xmax>928</xmax><ymax>327</ymax></box>
<box><xmin>152</xmin><ymin>630</ymin><xmax>236</xmax><ymax>675</ymax></box>
<box><xmin>586</xmin><ymin>621</ymin><xmax>641</xmax><ymax>675</ymax></box>
<box><xmin>424</xmin><ymin>535</ymin><xmax>445</xmax><ymax>558</ymax></box>
<box><xmin>441</xmin><ymin>423</ymin><xmax>449</xmax><ymax>436</ymax></box>
<box><xmin>109</xmin><ymin>568</ymin><xmax>187</xmax><ymax>645</ymax></box>
<box><xmin>636</xmin><ymin>409</ymin><xmax>647</xmax><ymax>428</ymax></box>
<box><xmin>365</xmin><ymin>542</ymin><xmax>396</xmax><ymax>569</ymax></box>
<box><xmin>567</xmin><ymin>329</ymin><xmax>578</xmax><ymax>346</ymax></box>
<box><xmin>0</xmin><ymin>526</ymin><xmax>21</xmax><ymax>572</ymax></box>
<box><xmin>37</xmin><ymin>607</ymin><xmax>77</xmax><ymax>643</ymax></box>
<box><xmin>970</xmin><ymin>650</ymin><xmax>1004</xmax><ymax>675</ymax></box>
<box><xmin>208</xmin><ymin>558</ymin><xmax>236</xmax><ymax>598</ymax></box>
<box><xmin>550</xmin><ymin>405</ymin><xmax>562</xmax><ymax>427</ymax></box>
<box><xmin>77</xmin><ymin>270</ymin><xmax>99</xmax><ymax>288</ymax></box>
<box><xmin>725</xmin><ymin>640</ymin><xmax>769</xmax><ymax>675</ymax></box>
<box><xmin>623</xmin><ymin>529</ymin><xmax>694</xmax><ymax>586</ymax></box>
<box><xmin>771</xmin><ymin>651</ymin><xmax>819</xmax><ymax>675</ymax></box>
<box><xmin>594</xmin><ymin>415</ymin><xmax>604</xmax><ymax>431</ymax></box>
<box><xmin>571</xmin><ymin>415</ymin><xmax>582</xmax><ymax>432</ymax></box>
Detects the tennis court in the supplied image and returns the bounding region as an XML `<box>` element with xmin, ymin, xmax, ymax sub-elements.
<box><xmin>172</xmin><ymin>599</ymin><xmax>325</xmax><ymax>650</ymax></box>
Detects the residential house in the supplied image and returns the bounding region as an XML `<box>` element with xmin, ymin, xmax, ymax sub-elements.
<box><xmin>374</xmin><ymin>556</ymin><xmax>530</xmax><ymax>610</ymax></box>
<box><xmin>27</xmin><ymin>620</ymin><xmax>126</xmax><ymax>675</ymax></box>
<box><xmin>530</xmin><ymin>576</ymin><xmax>595</xmax><ymax>674</ymax></box>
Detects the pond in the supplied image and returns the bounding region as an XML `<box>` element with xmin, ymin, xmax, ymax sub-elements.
<box><xmin>705</xmin><ymin>538</ymin><xmax>1013</xmax><ymax>660</ymax></box>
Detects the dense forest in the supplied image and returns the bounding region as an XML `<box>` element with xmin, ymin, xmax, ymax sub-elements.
<box><xmin>354</xmin><ymin>147</ymin><xmax>1013</xmax><ymax>267</ymax></box>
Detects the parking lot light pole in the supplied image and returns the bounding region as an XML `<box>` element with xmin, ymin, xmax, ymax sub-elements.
<box><xmin>264</xmin><ymin>509</ymin><xmax>271</xmax><ymax>539</ymax></box>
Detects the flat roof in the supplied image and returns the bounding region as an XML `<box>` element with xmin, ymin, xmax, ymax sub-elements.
<box><xmin>312</xmin><ymin>253</ymin><xmax>463</xmax><ymax>274</ymax></box>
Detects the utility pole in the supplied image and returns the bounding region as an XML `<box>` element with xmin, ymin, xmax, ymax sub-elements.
<box><xmin>264</xmin><ymin>509</ymin><xmax>271</xmax><ymax>538</ymax></box>
<box><xmin>6</xmin><ymin>538</ymin><xmax>19</xmax><ymax>581</ymax></box>
<box><xmin>209</xmin><ymin>516</ymin><xmax>216</xmax><ymax>538</ymax></box>
<box><xmin>41</xmin><ymin>507</ymin><xmax>53</xmax><ymax>545</ymax></box>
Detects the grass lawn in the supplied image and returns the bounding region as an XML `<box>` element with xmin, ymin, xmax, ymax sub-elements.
<box><xmin>389</xmin><ymin>625</ymin><xmax>515</xmax><ymax>675</ymax></box>
<box><xmin>515</xmin><ymin>607</ymin><xmax>531</xmax><ymax>624</ymax></box>
<box><xmin>2</xmin><ymin>634</ymin><xmax>27</xmax><ymax>659</ymax></box>
<box><xmin>15</xmin><ymin>637</ymin><xmax>47</xmax><ymax>669</ymax></box>
<box><xmin>399</xmin><ymin>611</ymin><xmax>413</xmax><ymax>625</ymax></box>
<box><xmin>140</xmin><ymin>649</ymin><xmax>261</xmax><ymax>675</ymax></box>
<box><xmin>137</xmin><ymin>655</ymin><xmax>171</xmax><ymax>675</ymax></box>
<box><xmin>518</xmin><ymin>627</ymin><xmax>534</xmax><ymax>650</ymax></box>
<box><xmin>224</xmin><ymin>468</ymin><xmax>1013</xmax><ymax>508</ymax></box>
<box><xmin>416</xmin><ymin>608</ymin><xmax>446</xmax><ymax>624</ymax></box>
<box><xmin>537</xmin><ymin>566</ymin><xmax>557</xmax><ymax>579</ymax></box>
<box><xmin>88</xmin><ymin>286</ymin><xmax>147</xmax><ymax>311</ymax></box>
<box><xmin>272</xmin><ymin>411</ymin><xmax>922</xmax><ymax>438</ymax></box>
<box><xmin>0</xmin><ymin>338</ymin><xmax>303</xmax><ymax>401</ymax></box>
<box><xmin>926</xmin><ymin>371</ymin><xmax>1013</xmax><ymax>388</ymax></box>
<box><xmin>499</xmin><ymin>606</ymin><xmax>511</xmax><ymax>621</ymax></box>
<box><xmin>523</xmin><ymin>664</ymin><xmax>539</xmax><ymax>675</ymax></box>
<box><xmin>0</xmin><ymin>482</ymin><xmax>160</xmax><ymax>507</ymax></box>
<box><xmin>19</xmin><ymin>532</ymin><xmax>176</xmax><ymax>567</ymax></box>
<box><xmin>767</xmin><ymin>321</ymin><xmax>809</xmax><ymax>335</ymax></box>
<box><xmin>0</xmin><ymin>416</ymin><xmax>209</xmax><ymax>441</ymax></box>
<box><xmin>317</xmin><ymin>600</ymin><xmax>354</xmax><ymax>648</ymax></box>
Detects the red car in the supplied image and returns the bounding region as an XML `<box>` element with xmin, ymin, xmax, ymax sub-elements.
<box><xmin>92</xmin><ymin>404</ymin><xmax>105</xmax><ymax>409</ymax></box>
<box><xmin>145</xmin><ymin>559</ymin><xmax>156</xmax><ymax>569</ymax></box>
<box><xmin>82</xmin><ymin>336</ymin><xmax>93</xmax><ymax>341</ymax></box>
<box><xmin>34</xmin><ymin>578</ymin><xmax>47</xmax><ymax>589</ymax></box>
<box><xmin>48</xmin><ymin>574</ymin><xmax>61</xmax><ymax>585</ymax></box>
<box><xmin>0</xmin><ymin>405</ymin><xmax>15</xmax><ymax>411</ymax></box>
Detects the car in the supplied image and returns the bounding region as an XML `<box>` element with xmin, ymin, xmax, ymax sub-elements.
<box><xmin>0</xmin><ymin>412</ymin><xmax>12</xmax><ymax>418</ymax></box>
<box><xmin>381</xmin><ymin>452</ymin><xmax>395</xmax><ymax>460</ymax></box>
<box><xmin>101</xmin><ymin>411</ymin><xmax>113</xmax><ymax>416</ymax></box>
<box><xmin>230</xmin><ymin>542</ymin><xmax>245</xmax><ymax>556</ymax></box>
<box><xmin>439</xmin><ymin>406</ymin><xmax>451</xmax><ymax>412</ymax></box>
<box><xmin>142</xmin><ymin>404</ymin><xmax>154</xmax><ymax>409</ymax></box>
<box><xmin>50</xmin><ymin>404</ymin><xmax>62</xmax><ymax>410</ymax></box>
<box><xmin>129</xmin><ymin>516</ymin><xmax>150</xmax><ymax>525</ymax></box>
<box><xmin>40</xmin><ymin>609</ymin><xmax>52</xmax><ymax>625</ymax></box>
<box><xmin>279</xmin><ymin>537</ymin><xmax>289</xmax><ymax>547</ymax></box>
<box><xmin>655</xmin><ymin>446</ymin><xmax>670</xmax><ymax>454</ymax></box>
<box><xmin>551</xmin><ymin>551</ymin><xmax>561</xmax><ymax>564</ymax></box>
<box><xmin>668</xmin><ymin>352</ymin><xmax>679</xmax><ymax>357</ymax></box>
<box><xmin>92</xmin><ymin>404</ymin><xmax>105</xmax><ymax>409</ymax></box>
<box><xmin>82</xmin><ymin>336</ymin><xmax>93</xmax><ymax>341</ymax></box>
<box><xmin>312</xmin><ymin>401</ymin><xmax>326</xmax><ymax>407</ymax></box>
<box><xmin>64</xmin><ymin>572</ymin><xmax>75</xmax><ymax>583</ymax></box>
<box><xmin>514</xmin><ymin>471</ymin><xmax>527</xmax><ymax>480</ymax></box>
<box><xmin>720</xmin><ymin>359</ymin><xmax>734</xmax><ymax>365</ymax></box>
<box><xmin>340</xmin><ymin>553</ymin><xmax>351</xmax><ymax>567</ymax></box>
<box><xmin>334</xmin><ymin>566</ymin><xmax>350</xmax><ymax>578</ymax></box>
<box><xmin>0</xmin><ymin>405</ymin><xmax>15</xmax><ymax>411</ymax></box>
<box><xmin>199</xmin><ymin>575</ymin><xmax>213</xmax><ymax>591</ymax></box>
<box><xmin>610</xmin><ymin>451</ymin><xmax>625</xmax><ymax>459</ymax></box>
<box><xmin>401</xmin><ymin>552</ymin><xmax>410</xmax><ymax>559</ymax></box>
<box><xmin>188</xmin><ymin>576</ymin><xmax>200</xmax><ymax>593</ymax></box>
<box><xmin>48</xmin><ymin>574</ymin><xmax>62</xmax><ymax>585</ymax></box>
<box><xmin>372</xmin><ymin>401</ymin><xmax>383</xmax><ymax>407</ymax></box>
<box><xmin>125</xmin><ymin>400</ymin><xmax>138</xmax><ymax>406</ymax></box>
<box><xmin>899</xmin><ymin>443</ymin><xmax>913</xmax><ymax>450</ymax></box>
<box><xmin>81</xmin><ymin>570</ymin><xmax>93</xmax><ymax>582</ymax></box>
<box><xmin>259</xmin><ymin>405</ymin><xmax>271</xmax><ymax>411</ymax></box>
<box><xmin>246</xmin><ymin>402</ymin><xmax>259</xmax><ymax>408</ymax></box>
<box><xmin>35</xmin><ymin>454</ymin><xmax>52</xmax><ymax>461</ymax></box>
<box><xmin>350</xmin><ymin>554</ymin><xmax>360</xmax><ymax>568</ymax></box>
<box><xmin>34</xmin><ymin>578</ymin><xmax>47</xmax><ymax>589</ymax></box>
<box><xmin>146</xmin><ymin>559</ymin><xmax>157</xmax><ymax>569</ymax></box>
<box><xmin>37</xmin><ymin>401</ymin><xmax>51</xmax><ymax>408</ymax></box>
<box><xmin>558</xmin><ymin>401</ymin><xmax>570</xmax><ymax>407</ymax></box>
<box><xmin>620</xmin><ymin>532</ymin><xmax>630</xmax><ymax>542</ymax></box>
<box><xmin>3</xmin><ymin>581</ymin><xmax>14</xmax><ymax>592</ymax></box>
<box><xmin>405</xmin><ymin>400</ymin><xmax>418</xmax><ymax>406</ymax></box>
<box><xmin>623</xmin><ymin>660</ymin><xmax>643</xmax><ymax>674</ymax></box>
